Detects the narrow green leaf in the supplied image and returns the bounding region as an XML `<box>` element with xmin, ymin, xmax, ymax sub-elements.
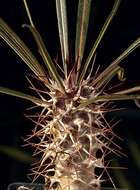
<box><xmin>22</xmin><ymin>0</ymin><xmax>66</xmax><ymax>93</ymax></box>
<box><xmin>0</xmin><ymin>145</ymin><xmax>33</xmax><ymax>163</ymax></box>
<box><xmin>24</xmin><ymin>25</ymin><xmax>66</xmax><ymax>94</ymax></box>
<box><xmin>0</xmin><ymin>86</ymin><xmax>49</xmax><ymax>107</ymax></box>
<box><xmin>23</xmin><ymin>0</ymin><xmax>34</xmax><ymax>27</ymax></box>
<box><xmin>78</xmin><ymin>94</ymin><xmax>140</xmax><ymax>108</ymax></box>
<box><xmin>116</xmin><ymin>86</ymin><xmax>140</xmax><ymax>95</ymax></box>
<box><xmin>93</xmin><ymin>36</ymin><xmax>140</xmax><ymax>86</ymax></box>
<box><xmin>75</xmin><ymin>0</ymin><xmax>91</xmax><ymax>78</ymax></box>
<box><xmin>112</xmin><ymin>160</ymin><xmax>134</xmax><ymax>190</ymax></box>
<box><xmin>129</xmin><ymin>140</ymin><xmax>140</xmax><ymax>169</ymax></box>
<box><xmin>78</xmin><ymin>0</ymin><xmax>121</xmax><ymax>85</ymax></box>
<box><xmin>95</xmin><ymin>65</ymin><xmax>125</xmax><ymax>90</ymax></box>
<box><xmin>56</xmin><ymin>0</ymin><xmax>69</xmax><ymax>78</ymax></box>
<box><xmin>0</xmin><ymin>18</ymin><xmax>45</xmax><ymax>78</ymax></box>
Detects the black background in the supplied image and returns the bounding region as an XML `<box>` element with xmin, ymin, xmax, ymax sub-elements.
<box><xmin>0</xmin><ymin>0</ymin><xmax>140</xmax><ymax>189</ymax></box>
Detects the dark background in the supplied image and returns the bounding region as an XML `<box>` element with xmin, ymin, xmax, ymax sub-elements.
<box><xmin>0</xmin><ymin>0</ymin><xmax>140</xmax><ymax>189</ymax></box>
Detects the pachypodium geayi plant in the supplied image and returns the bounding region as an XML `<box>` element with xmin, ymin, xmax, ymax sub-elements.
<box><xmin>0</xmin><ymin>0</ymin><xmax>140</xmax><ymax>190</ymax></box>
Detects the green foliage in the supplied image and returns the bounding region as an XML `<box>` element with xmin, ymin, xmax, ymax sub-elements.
<box><xmin>0</xmin><ymin>145</ymin><xmax>33</xmax><ymax>163</ymax></box>
<box><xmin>0</xmin><ymin>0</ymin><xmax>140</xmax><ymax>189</ymax></box>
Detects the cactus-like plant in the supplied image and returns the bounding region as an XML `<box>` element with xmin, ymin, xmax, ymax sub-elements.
<box><xmin>0</xmin><ymin>0</ymin><xmax>140</xmax><ymax>189</ymax></box>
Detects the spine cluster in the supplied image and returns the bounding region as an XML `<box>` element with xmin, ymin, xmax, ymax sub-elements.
<box><xmin>27</xmin><ymin>84</ymin><xmax>119</xmax><ymax>190</ymax></box>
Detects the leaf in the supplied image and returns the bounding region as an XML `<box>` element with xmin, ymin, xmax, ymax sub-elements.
<box><xmin>75</xmin><ymin>0</ymin><xmax>91</xmax><ymax>78</ymax></box>
<box><xmin>24</xmin><ymin>25</ymin><xmax>66</xmax><ymax>94</ymax></box>
<box><xmin>0</xmin><ymin>145</ymin><xmax>33</xmax><ymax>163</ymax></box>
<box><xmin>78</xmin><ymin>0</ymin><xmax>121</xmax><ymax>85</ymax></box>
<box><xmin>129</xmin><ymin>140</ymin><xmax>140</xmax><ymax>169</ymax></box>
<box><xmin>23</xmin><ymin>0</ymin><xmax>34</xmax><ymax>27</ymax></box>
<box><xmin>0</xmin><ymin>18</ymin><xmax>45</xmax><ymax>78</ymax></box>
<box><xmin>0</xmin><ymin>86</ymin><xmax>49</xmax><ymax>107</ymax></box>
<box><xmin>56</xmin><ymin>0</ymin><xmax>69</xmax><ymax>78</ymax></box>
<box><xmin>115</xmin><ymin>86</ymin><xmax>140</xmax><ymax>95</ymax></box>
<box><xmin>93</xmin><ymin>36</ymin><xmax>140</xmax><ymax>87</ymax></box>
<box><xmin>112</xmin><ymin>159</ymin><xmax>134</xmax><ymax>190</ymax></box>
<box><xmin>22</xmin><ymin>0</ymin><xmax>66</xmax><ymax>93</ymax></box>
<box><xmin>78</xmin><ymin>94</ymin><xmax>140</xmax><ymax>108</ymax></box>
<box><xmin>95</xmin><ymin>65</ymin><xmax>125</xmax><ymax>90</ymax></box>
